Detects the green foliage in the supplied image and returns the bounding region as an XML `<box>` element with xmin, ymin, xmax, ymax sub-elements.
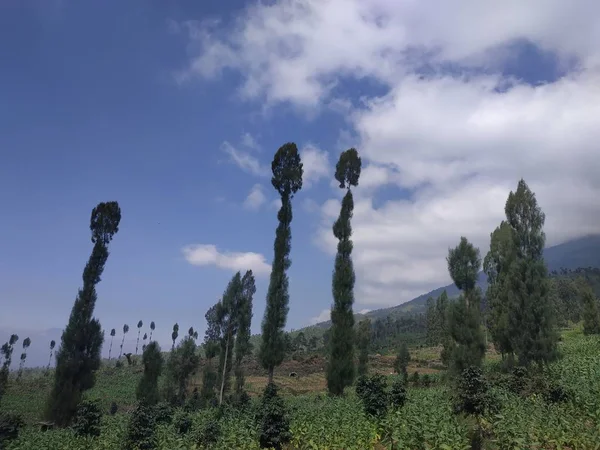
<box><xmin>389</xmin><ymin>378</ymin><xmax>407</xmax><ymax>409</ymax></box>
<box><xmin>582</xmin><ymin>286</ymin><xmax>600</xmax><ymax>334</ymax></box>
<box><xmin>260</xmin><ymin>142</ymin><xmax>303</xmax><ymax>382</ymax></box>
<box><xmin>125</xmin><ymin>403</ymin><xmax>157</xmax><ymax>450</ymax></box>
<box><xmin>259</xmin><ymin>383</ymin><xmax>291</xmax><ymax>450</ymax></box>
<box><xmin>45</xmin><ymin>201</ymin><xmax>121</xmax><ymax>426</ymax></box>
<box><xmin>136</xmin><ymin>341</ymin><xmax>163</xmax><ymax>406</ymax></box>
<box><xmin>447</xmin><ymin>236</ymin><xmax>481</xmax><ymax>293</ymax></box>
<box><xmin>197</xmin><ymin>416</ymin><xmax>221</xmax><ymax>447</ymax></box>
<box><xmin>356</xmin><ymin>318</ymin><xmax>371</xmax><ymax>377</ymax></box>
<box><xmin>109</xmin><ymin>402</ymin><xmax>118</xmax><ymax>415</ymax></box>
<box><xmin>172</xmin><ymin>410</ymin><xmax>192</xmax><ymax>435</ymax></box>
<box><xmin>71</xmin><ymin>399</ymin><xmax>102</xmax><ymax>437</ymax></box>
<box><xmin>0</xmin><ymin>411</ymin><xmax>24</xmax><ymax>447</ymax></box>
<box><xmin>235</xmin><ymin>270</ymin><xmax>255</xmax><ymax>394</ymax></box>
<box><xmin>328</xmin><ymin>149</ymin><xmax>361</xmax><ymax>396</ymax></box>
<box><xmin>0</xmin><ymin>335</ymin><xmax>18</xmax><ymax>405</ymax></box>
<box><xmin>393</xmin><ymin>342</ymin><xmax>410</xmax><ymax>381</ymax></box>
<box><xmin>355</xmin><ymin>374</ymin><xmax>388</xmax><ymax>418</ymax></box>
<box><xmin>163</xmin><ymin>337</ymin><xmax>199</xmax><ymax>406</ymax></box>
<box><xmin>454</xmin><ymin>367</ymin><xmax>491</xmax><ymax>416</ymax></box>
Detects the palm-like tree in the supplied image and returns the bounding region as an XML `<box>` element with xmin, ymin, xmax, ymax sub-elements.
<box><xmin>135</xmin><ymin>320</ymin><xmax>143</xmax><ymax>355</ymax></box>
<box><xmin>17</xmin><ymin>337</ymin><xmax>31</xmax><ymax>380</ymax></box>
<box><xmin>108</xmin><ymin>329</ymin><xmax>116</xmax><ymax>360</ymax></box>
<box><xmin>171</xmin><ymin>323</ymin><xmax>179</xmax><ymax>351</ymax></box>
<box><xmin>46</xmin><ymin>339</ymin><xmax>56</xmax><ymax>373</ymax></box>
<box><xmin>119</xmin><ymin>324</ymin><xmax>129</xmax><ymax>359</ymax></box>
<box><xmin>149</xmin><ymin>321</ymin><xmax>155</xmax><ymax>342</ymax></box>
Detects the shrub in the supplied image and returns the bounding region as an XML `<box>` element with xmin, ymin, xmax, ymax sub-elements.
<box><xmin>454</xmin><ymin>366</ymin><xmax>490</xmax><ymax>416</ymax></box>
<box><xmin>72</xmin><ymin>400</ymin><xmax>102</xmax><ymax>437</ymax></box>
<box><xmin>152</xmin><ymin>402</ymin><xmax>173</xmax><ymax>425</ymax></box>
<box><xmin>390</xmin><ymin>378</ymin><xmax>407</xmax><ymax>409</ymax></box>
<box><xmin>109</xmin><ymin>401</ymin><xmax>118</xmax><ymax>415</ymax></box>
<box><xmin>0</xmin><ymin>412</ymin><xmax>24</xmax><ymax>447</ymax></box>
<box><xmin>421</xmin><ymin>374</ymin><xmax>431</xmax><ymax>387</ymax></box>
<box><xmin>259</xmin><ymin>383</ymin><xmax>291</xmax><ymax>450</ymax></box>
<box><xmin>173</xmin><ymin>410</ymin><xmax>192</xmax><ymax>435</ymax></box>
<box><xmin>410</xmin><ymin>371</ymin><xmax>420</xmax><ymax>386</ymax></box>
<box><xmin>355</xmin><ymin>374</ymin><xmax>388</xmax><ymax>418</ymax></box>
<box><xmin>125</xmin><ymin>403</ymin><xmax>157</xmax><ymax>450</ymax></box>
<box><xmin>544</xmin><ymin>383</ymin><xmax>571</xmax><ymax>404</ymax></box>
<box><xmin>198</xmin><ymin>418</ymin><xmax>221</xmax><ymax>447</ymax></box>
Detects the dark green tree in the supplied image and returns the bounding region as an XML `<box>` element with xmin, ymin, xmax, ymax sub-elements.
<box><xmin>136</xmin><ymin>341</ymin><xmax>164</xmax><ymax>406</ymax></box>
<box><xmin>356</xmin><ymin>319</ymin><xmax>371</xmax><ymax>377</ymax></box>
<box><xmin>446</xmin><ymin>237</ymin><xmax>486</xmax><ymax>375</ymax></box>
<box><xmin>135</xmin><ymin>320</ymin><xmax>143</xmax><ymax>355</ymax></box>
<box><xmin>217</xmin><ymin>273</ymin><xmax>242</xmax><ymax>405</ymax></box>
<box><xmin>149</xmin><ymin>321</ymin><xmax>155</xmax><ymax>342</ymax></box>
<box><xmin>484</xmin><ymin>221</ymin><xmax>516</xmax><ymax>361</ymax></box>
<box><xmin>47</xmin><ymin>339</ymin><xmax>56</xmax><ymax>373</ymax></box>
<box><xmin>0</xmin><ymin>334</ymin><xmax>18</xmax><ymax>405</ymax></box>
<box><xmin>393</xmin><ymin>342</ymin><xmax>410</xmax><ymax>381</ymax></box>
<box><xmin>260</xmin><ymin>142</ymin><xmax>303</xmax><ymax>383</ymax></box>
<box><xmin>17</xmin><ymin>337</ymin><xmax>31</xmax><ymax>380</ymax></box>
<box><xmin>327</xmin><ymin>148</ymin><xmax>362</xmax><ymax>396</ymax></box>
<box><xmin>108</xmin><ymin>329</ymin><xmax>116</xmax><ymax>360</ymax></box>
<box><xmin>504</xmin><ymin>179</ymin><xmax>558</xmax><ymax>366</ymax></box>
<box><xmin>142</xmin><ymin>333</ymin><xmax>148</xmax><ymax>352</ymax></box>
<box><xmin>234</xmin><ymin>270</ymin><xmax>255</xmax><ymax>395</ymax></box>
<box><xmin>119</xmin><ymin>324</ymin><xmax>129</xmax><ymax>359</ymax></box>
<box><xmin>582</xmin><ymin>286</ymin><xmax>600</xmax><ymax>335</ymax></box>
<box><xmin>259</xmin><ymin>383</ymin><xmax>291</xmax><ymax>450</ymax></box>
<box><xmin>164</xmin><ymin>336</ymin><xmax>199</xmax><ymax>406</ymax></box>
<box><xmin>171</xmin><ymin>323</ymin><xmax>179</xmax><ymax>351</ymax></box>
<box><xmin>45</xmin><ymin>201</ymin><xmax>121</xmax><ymax>426</ymax></box>
<box><xmin>201</xmin><ymin>304</ymin><xmax>221</xmax><ymax>406</ymax></box>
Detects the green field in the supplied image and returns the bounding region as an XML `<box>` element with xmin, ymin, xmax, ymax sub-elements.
<box><xmin>2</xmin><ymin>328</ymin><xmax>599</xmax><ymax>449</ymax></box>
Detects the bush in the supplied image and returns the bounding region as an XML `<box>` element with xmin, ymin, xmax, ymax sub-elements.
<box><xmin>173</xmin><ymin>410</ymin><xmax>192</xmax><ymax>435</ymax></box>
<box><xmin>410</xmin><ymin>371</ymin><xmax>420</xmax><ymax>386</ymax></box>
<box><xmin>544</xmin><ymin>383</ymin><xmax>571</xmax><ymax>404</ymax></box>
<box><xmin>109</xmin><ymin>402</ymin><xmax>118</xmax><ymax>415</ymax></box>
<box><xmin>125</xmin><ymin>403</ymin><xmax>157</xmax><ymax>450</ymax></box>
<box><xmin>390</xmin><ymin>378</ymin><xmax>407</xmax><ymax>409</ymax></box>
<box><xmin>454</xmin><ymin>366</ymin><xmax>490</xmax><ymax>416</ymax></box>
<box><xmin>259</xmin><ymin>383</ymin><xmax>291</xmax><ymax>450</ymax></box>
<box><xmin>152</xmin><ymin>402</ymin><xmax>173</xmax><ymax>425</ymax></box>
<box><xmin>197</xmin><ymin>418</ymin><xmax>221</xmax><ymax>448</ymax></box>
<box><xmin>355</xmin><ymin>374</ymin><xmax>388</xmax><ymax>418</ymax></box>
<box><xmin>72</xmin><ymin>400</ymin><xmax>102</xmax><ymax>437</ymax></box>
<box><xmin>421</xmin><ymin>374</ymin><xmax>431</xmax><ymax>387</ymax></box>
<box><xmin>0</xmin><ymin>412</ymin><xmax>24</xmax><ymax>447</ymax></box>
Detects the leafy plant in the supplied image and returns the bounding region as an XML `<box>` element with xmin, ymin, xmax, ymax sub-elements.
<box><xmin>259</xmin><ymin>382</ymin><xmax>291</xmax><ymax>449</ymax></box>
<box><xmin>390</xmin><ymin>378</ymin><xmax>407</xmax><ymax>409</ymax></box>
<box><xmin>71</xmin><ymin>399</ymin><xmax>102</xmax><ymax>437</ymax></box>
<box><xmin>355</xmin><ymin>374</ymin><xmax>388</xmax><ymax>418</ymax></box>
<box><xmin>125</xmin><ymin>403</ymin><xmax>157</xmax><ymax>450</ymax></box>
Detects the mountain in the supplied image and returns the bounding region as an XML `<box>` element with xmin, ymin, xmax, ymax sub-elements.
<box><xmin>318</xmin><ymin>234</ymin><xmax>600</xmax><ymax>326</ymax></box>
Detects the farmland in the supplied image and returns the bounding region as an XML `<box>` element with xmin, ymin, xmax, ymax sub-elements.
<box><xmin>2</xmin><ymin>328</ymin><xmax>599</xmax><ymax>449</ymax></box>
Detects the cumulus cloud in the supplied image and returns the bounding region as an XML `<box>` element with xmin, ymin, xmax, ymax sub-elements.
<box><xmin>309</xmin><ymin>308</ymin><xmax>331</xmax><ymax>325</ymax></box>
<box><xmin>221</xmin><ymin>141</ymin><xmax>269</xmax><ymax>176</ymax></box>
<box><xmin>241</xmin><ymin>132</ymin><xmax>260</xmax><ymax>151</ymax></box>
<box><xmin>300</xmin><ymin>144</ymin><xmax>330</xmax><ymax>187</ymax></box>
<box><xmin>181</xmin><ymin>0</ymin><xmax>600</xmax><ymax>309</ymax></box>
<box><xmin>243</xmin><ymin>184</ymin><xmax>267</xmax><ymax>210</ymax></box>
<box><xmin>182</xmin><ymin>244</ymin><xmax>271</xmax><ymax>276</ymax></box>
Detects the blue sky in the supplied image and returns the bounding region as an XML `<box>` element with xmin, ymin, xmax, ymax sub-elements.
<box><xmin>1</xmin><ymin>0</ymin><xmax>599</xmax><ymax>367</ymax></box>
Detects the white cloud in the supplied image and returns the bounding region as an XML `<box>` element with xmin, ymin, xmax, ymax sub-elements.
<box><xmin>358</xmin><ymin>309</ymin><xmax>371</xmax><ymax>315</ymax></box>
<box><xmin>241</xmin><ymin>132</ymin><xmax>260</xmax><ymax>151</ymax></box>
<box><xmin>243</xmin><ymin>184</ymin><xmax>267</xmax><ymax>210</ymax></box>
<box><xmin>182</xmin><ymin>244</ymin><xmax>271</xmax><ymax>276</ymax></box>
<box><xmin>221</xmin><ymin>141</ymin><xmax>269</xmax><ymax>177</ymax></box>
<box><xmin>300</xmin><ymin>144</ymin><xmax>330</xmax><ymax>188</ymax></box>
<box><xmin>181</xmin><ymin>0</ymin><xmax>600</xmax><ymax>309</ymax></box>
<box><xmin>309</xmin><ymin>309</ymin><xmax>330</xmax><ymax>325</ymax></box>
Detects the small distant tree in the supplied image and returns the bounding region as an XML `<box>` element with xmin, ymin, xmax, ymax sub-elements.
<box><xmin>119</xmin><ymin>324</ymin><xmax>129</xmax><ymax>359</ymax></box>
<box><xmin>259</xmin><ymin>383</ymin><xmax>291</xmax><ymax>450</ymax></box>
<box><xmin>171</xmin><ymin>323</ymin><xmax>179</xmax><ymax>351</ymax></box>
<box><xmin>142</xmin><ymin>333</ymin><xmax>148</xmax><ymax>350</ymax></box>
<box><xmin>135</xmin><ymin>320</ymin><xmax>143</xmax><ymax>355</ymax></box>
<box><xmin>45</xmin><ymin>201</ymin><xmax>121</xmax><ymax>426</ymax></box>
<box><xmin>136</xmin><ymin>342</ymin><xmax>163</xmax><ymax>406</ymax></box>
<box><xmin>357</xmin><ymin>319</ymin><xmax>371</xmax><ymax>377</ymax></box>
<box><xmin>164</xmin><ymin>337</ymin><xmax>199</xmax><ymax>406</ymax></box>
<box><xmin>108</xmin><ymin>329</ymin><xmax>116</xmax><ymax>360</ymax></box>
<box><xmin>582</xmin><ymin>287</ymin><xmax>600</xmax><ymax>335</ymax></box>
<box><xmin>17</xmin><ymin>337</ymin><xmax>31</xmax><ymax>380</ymax></box>
<box><xmin>0</xmin><ymin>334</ymin><xmax>19</xmax><ymax>405</ymax></box>
<box><xmin>260</xmin><ymin>142</ymin><xmax>303</xmax><ymax>383</ymax></box>
<box><xmin>327</xmin><ymin>148</ymin><xmax>362</xmax><ymax>396</ymax></box>
<box><xmin>394</xmin><ymin>342</ymin><xmax>410</xmax><ymax>381</ymax></box>
<box><xmin>149</xmin><ymin>321</ymin><xmax>155</xmax><ymax>342</ymax></box>
<box><xmin>47</xmin><ymin>339</ymin><xmax>56</xmax><ymax>372</ymax></box>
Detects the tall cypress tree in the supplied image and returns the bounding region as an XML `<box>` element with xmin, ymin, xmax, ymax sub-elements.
<box><xmin>201</xmin><ymin>303</ymin><xmax>221</xmax><ymax>406</ymax></box>
<box><xmin>445</xmin><ymin>237</ymin><xmax>486</xmax><ymax>375</ymax></box>
<box><xmin>327</xmin><ymin>148</ymin><xmax>361</xmax><ymax>395</ymax></box>
<box><xmin>260</xmin><ymin>143</ymin><xmax>303</xmax><ymax>383</ymax></box>
<box><xmin>356</xmin><ymin>318</ymin><xmax>371</xmax><ymax>377</ymax></box>
<box><xmin>234</xmin><ymin>270</ymin><xmax>255</xmax><ymax>394</ymax></box>
<box><xmin>45</xmin><ymin>201</ymin><xmax>121</xmax><ymax>426</ymax></box>
<box><xmin>504</xmin><ymin>179</ymin><xmax>558</xmax><ymax>366</ymax></box>
<box><xmin>136</xmin><ymin>341</ymin><xmax>163</xmax><ymax>406</ymax></box>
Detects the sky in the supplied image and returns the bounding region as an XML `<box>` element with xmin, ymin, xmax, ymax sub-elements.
<box><xmin>1</xmin><ymin>0</ymin><xmax>599</xmax><ymax>368</ymax></box>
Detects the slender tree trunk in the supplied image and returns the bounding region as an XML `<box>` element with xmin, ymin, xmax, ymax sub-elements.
<box><xmin>119</xmin><ymin>336</ymin><xmax>125</xmax><ymax>359</ymax></box>
<box><xmin>149</xmin><ymin>331</ymin><xmax>153</xmax><ymax>342</ymax></box>
<box><xmin>47</xmin><ymin>352</ymin><xmax>52</xmax><ymax>371</ymax></box>
<box><xmin>219</xmin><ymin>334</ymin><xmax>231</xmax><ymax>406</ymax></box>
<box><xmin>136</xmin><ymin>330</ymin><xmax>141</xmax><ymax>355</ymax></box>
<box><xmin>268</xmin><ymin>367</ymin><xmax>274</xmax><ymax>384</ymax></box>
<box><xmin>108</xmin><ymin>337</ymin><xmax>113</xmax><ymax>360</ymax></box>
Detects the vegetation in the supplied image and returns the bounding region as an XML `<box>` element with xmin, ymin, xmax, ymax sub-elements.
<box><xmin>136</xmin><ymin>342</ymin><xmax>163</xmax><ymax>406</ymax></box>
<box><xmin>45</xmin><ymin>201</ymin><xmax>121</xmax><ymax>426</ymax></box>
<box><xmin>327</xmin><ymin>148</ymin><xmax>362</xmax><ymax>396</ymax></box>
<box><xmin>260</xmin><ymin>142</ymin><xmax>303</xmax><ymax>383</ymax></box>
<box><xmin>356</xmin><ymin>318</ymin><xmax>371</xmax><ymax>376</ymax></box>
